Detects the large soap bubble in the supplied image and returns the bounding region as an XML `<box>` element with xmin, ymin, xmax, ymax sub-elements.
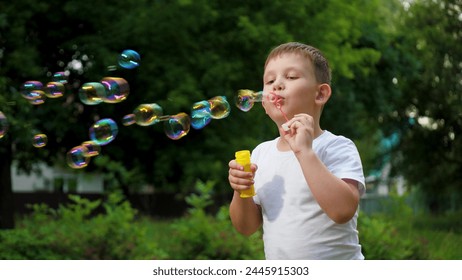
<box><xmin>79</xmin><ymin>82</ymin><xmax>105</xmax><ymax>105</ymax></box>
<box><xmin>21</xmin><ymin>81</ymin><xmax>46</xmax><ymax>105</ymax></box>
<box><xmin>235</xmin><ymin>89</ymin><xmax>263</xmax><ymax>112</ymax></box>
<box><xmin>44</xmin><ymin>82</ymin><xmax>65</xmax><ymax>98</ymax></box>
<box><xmin>66</xmin><ymin>145</ymin><xmax>90</xmax><ymax>169</ymax></box>
<box><xmin>190</xmin><ymin>100</ymin><xmax>212</xmax><ymax>129</ymax></box>
<box><xmin>101</xmin><ymin>77</ymin><xmax>130</xmax><ymax>103</ymax></box>
<box><xmin>208</xmin><ymin>96</ymin><xmax>230</xmax><ymax>119</ymax></box>
<box><xmin>133</xmin><ymin>103</ymin><xmax>164</xmax><ymax>126</ymax></box>
<box><xmin>89</xmin><ymin>118</ymin><xmax>118</xmax><ymax>146</ymax></box>
<box><xmin>118</xmin><ymin>49</ymin><xmax>140</xmax><ymax>69</ymax></box>
<box><xmin>163</xmin><ymin>112</ymin><xmax>191</xmax><ymax>140</ymax></box>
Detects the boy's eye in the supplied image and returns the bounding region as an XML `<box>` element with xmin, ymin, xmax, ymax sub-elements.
<box><xmin>287</xmin><ymin>76</ymin><xmax>298</xmax><ymax>80</ymax></box>
<box><xmin>265</xmin><ymin>80</ymin><xmax>274</xmax><ymax>85</ymax></box>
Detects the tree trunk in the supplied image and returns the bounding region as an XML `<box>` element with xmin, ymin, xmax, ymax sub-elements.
<box><xmin>0</xmin><ymin>141</ymin><xmax>15</xmax><ymax>229</ymax></box>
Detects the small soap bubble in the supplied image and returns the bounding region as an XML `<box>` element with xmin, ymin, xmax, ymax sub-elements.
<box><xmin>164</xmin><ymin>113</ymin><xmax>191</xmax><ymax>140</ymax></box>
<box><xmin>44</xmin><ymin>82</ymin><xmax>65</xmax><ymax>98</ymax></box>
<box><xmin>208</xmin><ymin>96</ymin><xmax>230</xmax><ymax>119</ymax></box>
<box><xmin>79</xmin><ymin>82</ymin><xmax>105</xmax><ymax>105</ymax></box>
<box><xmin>66</xmin><ymin>145</ymin><xmax>90</xmax><ymax>169</ymax></box>
<box><xmin>32</xmin><ymin>133</ymin><xmax>48</xmax><ymax>148</ymax></box>
<box><xmin>133</xmin><ymin>103</ymin><xmax>163</xmax><ymax>126</ymax></box>
<box><xmin>235</xmin><ymin>89</ymin><xmax>263</xmax><ymax>112</ymax></box>
<box><xmin>118</xmin><ymin>49</ymin><xmax>140</xmax><ymax>69</ymax></box>
<box><xmin>81</xmin><ymin>141</ymin><xmax>101</xmax><ymax>157</ymax></box>
<box><xmin>100</xmin><ymin>77</ymin><xmax>129</xmax><ymax>103</ymax></box>
<box><xmin>52</xmin><ymin>72</ymin><xmax>68</xmax><ymax>83</ymax></box>
<box><xmin>190</xmin><ymin>100</ymin><xmax>212</xmax><ymax>129</ymax></box>
<box><xmin>89</xmin><ymin>118</ymin><xmax>118</xmax><ymax>146</ymax></box>
<box><xmin>107</xmin><ymin>65</ymin><xmax>118</xmax><ymax>72</ymax></box>
<box><xmin>0</xmin><ymin>111</ymin><xmax>8</xmax><ymax>139</ymax></box>
<box><xmin>122</xmin><ymin>114</ymin><xmax>136</xmax><ymax>126</ymax></box>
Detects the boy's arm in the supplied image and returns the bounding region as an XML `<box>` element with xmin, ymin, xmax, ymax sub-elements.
<box><xmin>283</xmin><ymin>114</ymin><xmax>360</xmax><ymax>224</ymax></box>
<box><xmin>229</xmin><ymin>192</ymin><xmax>262</xmax><ymax>236</ymax></box>
<box><xmin>296</xmin><ymin>149</ymin><xmax>360</xmax><ymax>224</ymax></box>
<box><xmin>228</xmin><ymin>159</ymin><xmax>262</xmax><ymax>236</ymax></box>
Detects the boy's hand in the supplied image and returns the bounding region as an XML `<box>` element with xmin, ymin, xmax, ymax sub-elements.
<box><xmin>228</xmin><ymin>159</ymin><xmax>257</xmax><ymax>194</ymax></box>
<box><xmin>282</xmin><ymin>113</ymin><xmax>315</xmax><ymax>154</ymax></box>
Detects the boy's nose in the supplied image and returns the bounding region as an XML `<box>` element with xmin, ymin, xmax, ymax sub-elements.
<box><xmin>272</xmin><ymin>80</ymin><xmax>284</xmax><ymax>91</ymax></box>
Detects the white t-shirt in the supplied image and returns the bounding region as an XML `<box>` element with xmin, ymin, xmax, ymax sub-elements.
<box><xmin>252</xmin><ymin>130</ymin><xmax>365</xmax><ymax>260</ymax></box>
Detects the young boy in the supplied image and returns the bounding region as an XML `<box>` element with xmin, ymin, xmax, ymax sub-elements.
<box><xmin>228</xmin><ymin>42</ymin><xmax>365</xmax><ymax>259</ymax></box>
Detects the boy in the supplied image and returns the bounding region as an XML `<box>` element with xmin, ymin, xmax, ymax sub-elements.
<box><xmin>228</xmin><ymin>42</ymin><xmax>365</xmax><ymax>259</ymax></box>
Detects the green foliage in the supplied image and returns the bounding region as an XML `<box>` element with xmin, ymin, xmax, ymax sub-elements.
<box><xmin>412</xmin><ymin>210</ymin><xmax>462</xmax><ymax>234</ymax></box>
<box><xmin>169</xmin><ymin>180</ymin><xmax>264</xmax><ymax>259</ymax></box>
<box><xmin>359</xmin><ymin>214</ymin><xmax>428</xmax><ymax>259</ymax></box>
<box><xmin>3</xmin><ymin>0</ymin><xmax>460</xmax><ymax>224</ymax></box>
<box><xmin>386</xmin><ymin>0</ymin><xmax>462</xmax><ymax>213</ymax></box>
<box><xmin>358</xmin><ymin>192</ymin><xmax>428</xmax><ymax>259</ymax></box>
<box><xmin>1</xmin><ymin>0</ymin><xmax>400</xmax><ymax>198</ymax></box>
<box><xmin>358</xmin><ymin>192</ymin><xmax>462</xmax><ymax>260</ymax></box>
<box><xmin>0</xmin><ymin>192</ymin><xmax>166</xmax><ymax>259</ymax></box>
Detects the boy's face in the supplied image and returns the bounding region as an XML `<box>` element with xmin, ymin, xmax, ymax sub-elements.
<box><xmin>262</xmin><ymin>53</ymin><xmax>320</xmax><ymax>125</ymax></box>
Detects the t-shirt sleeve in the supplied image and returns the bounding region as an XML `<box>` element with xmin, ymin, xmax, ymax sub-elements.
<box><xmin>323</xmin><ymin>137</ymin><xmax>366</xmax><ymax>196</ymax></box>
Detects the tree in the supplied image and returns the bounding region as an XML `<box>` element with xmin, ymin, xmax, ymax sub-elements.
<box><xmin>1</xmin><ymin>0</ymin><xmax>401</xmax><ymax>227</ymax></box>
<box><xmin>385</xmin><ymin>0</ymin><xmax>462</xmax><ymax>213</ymax></box>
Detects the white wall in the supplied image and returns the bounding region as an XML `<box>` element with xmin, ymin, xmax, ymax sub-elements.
<box><xmin>11</xmin><ymin>163</ymin><xmax>104</xmax><ymax>193</ymax></box>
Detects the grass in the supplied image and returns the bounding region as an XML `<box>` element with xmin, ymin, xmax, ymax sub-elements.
<box><xmin>408</xmin><ymin>230</ymin><xmax>462</xmax><ymax>260</ymax></box>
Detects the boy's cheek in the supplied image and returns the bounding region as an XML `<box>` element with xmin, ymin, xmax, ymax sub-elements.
<box><xmin>261</xmin><ymin>101</ymin><xmax>269</xmax><ymax>114</ymax></box>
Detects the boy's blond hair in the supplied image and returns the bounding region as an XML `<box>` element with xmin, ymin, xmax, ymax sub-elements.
<box><xmin>264</xmin><ymin>42</ymin><xmax>331</xmax><ymax>85</ymax></box>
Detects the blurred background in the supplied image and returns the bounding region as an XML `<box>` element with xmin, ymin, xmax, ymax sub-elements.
<box><xmin>0</xmin><ymin>0</ymin><xmax>461</xmax><ymax>259</ymax></box>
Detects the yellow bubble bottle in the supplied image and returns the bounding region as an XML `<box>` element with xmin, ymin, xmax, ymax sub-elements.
<box><xmin>235</xmin><ymin>150</ymin><xmax>256</xmax><ymax>198</ymax></box>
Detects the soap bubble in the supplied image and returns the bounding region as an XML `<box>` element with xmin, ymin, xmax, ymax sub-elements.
<box><xmin>21</xmin><ymin>81</ymin><xmax>42</xmax><ymax>98</ymax></box>
<box><xmin>28</xmin><ymin>91</ymin><xmax>46</xmax><ymax>105</ymax></box>
<box><xmin>0</xmin><ymin>111</ymin><xmax>8</xmax><ymax>139</ymax></box>
<box><xmin>79</xmin><ymin>82</ymin><xmax>105</xmax><ymax>105</ymax></box>
<box><xmin>81</xmin><ymin>141</ymin><xmax>101</xmax><ymax>157</ymax></box>
<box><xmin>164</xmin><ymin>112</ymin><xmax>191</xmax><ymax>140</ymax></box>
<box><xmin>132</xmin><ymin>103</ymin><xmax>191</xmax><ymax>139</ymax></box>
<box><xmin>235</xmin><ymin>89</ymin><xmax>263</xmax><ymax>112</ymax></box>
<box><xmin>208</xmin><ymin>96</ymin><xmax>230</xmax><ymax>119</ymax></box>
<box><xmin>101</xmin><ymin>77</ymin><xmax>129</xmax><ymax>103</ymax></box>
<box><xmin>133</xmin><ymin>103</ymin><xmax>163</xmax><ymax>126</ymax></box>
<box><xmin>32</xmin><ymin>133</ymin><xmax>48</xmax><ymax>148</ymax></box>
<box><xmin>89</xmin><ymin>118</ymin><xmax>118</xmax><ymax>146</ymax></box>
<box><xmin>191</xmin><ymin>100</ymin><xmax>212</xmax><ymax>129</ymax></box>
<box><xmin>44</xmin><ymin>82</ymin><xmax>65</xmax><ymax>98</ymax></box>
<box><xmin>122</xmin><ymin>114</ymin><xmax>136</xmax><ymax>126</ymax></box>
<box><xmin>21</xmin><ymin>81</ymin><xmax>46</xmax><ymax>105</ymax></box>
<box><xmin>107</xmin><ymin>65</ymin><xmax>118</xmax><ymax>72</ymax></box>
<box><xmin>67</xmin><ymin>145</ymin><xmax>90</xmax><ymax>169</ymax></box>
<box><xmin>118</xmin><ymin>49</ymin><xmax>140</xmax><ymax>69</ymax></box>
<box><xmin>52</xmin><ymin>72</ymin><xmax>68</xmax><ymax>83</ymax></box>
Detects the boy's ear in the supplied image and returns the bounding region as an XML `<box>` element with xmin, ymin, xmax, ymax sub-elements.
<box><xmin>315</xmin><ymin>83</ymin><xmax>331</xmax><ymax>105</ymax></box>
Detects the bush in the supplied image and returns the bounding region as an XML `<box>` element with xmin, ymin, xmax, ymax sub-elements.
<box><xmin>359</xmin><ymin>214</ymin><xmax>429</xmax><ymax>259</ymax></box>
<box><xmin>412</xmin><ymin>210</ymin><xmax>462</xmax><ymax>234</ymax></box>
<box><xmin>168</xmin><ymin>180</ymin><xmax>264</xmax><ymax>260</ymax></box>
<box><xmin>0</xmin><ymin>192</ymin><xmax>166</xmax><ymax>260</ymax></box>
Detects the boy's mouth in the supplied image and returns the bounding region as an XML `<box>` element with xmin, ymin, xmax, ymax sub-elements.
<box><xmin>267</xmin><ymin>92</ymin><xmax>284</xmax><ymax>106</ymax></box>
<box><xmin>267</xmin><ymin>91</ymin><xmax>289</xmax><ymax>122</ymax></box>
